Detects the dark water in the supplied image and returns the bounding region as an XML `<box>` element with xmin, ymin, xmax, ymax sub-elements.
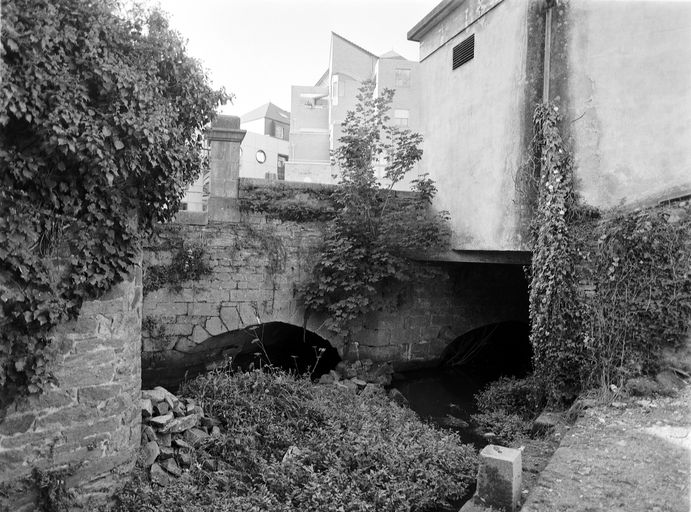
<box><xmin>392</xmin><ymin>366</ymin><xmax>494</xmax><ymax>448</ymax></box>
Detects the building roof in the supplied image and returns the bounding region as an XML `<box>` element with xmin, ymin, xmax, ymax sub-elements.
<box><xmin>241</xmin><ymin>102</ymin><xmax>290</xmax><ymax>124</ymax></box>
<box><xmin>379</xmin><ymin>50</ymin><xmax>406</xmax><ymax>60</ymax></box>
<box><xmin>408</xmin><ymin>0</ymin><xmax>466</xmax><ymax>42</ymax></box>
<box><xmin>331</xmin><ymin>32</ymin><xmax>378</xmax><ymax>59</ymax></box>
<box><xmin>315</xmin><ymin>69</ymin><xmax>329</xmax><ymax>87</ymax></box>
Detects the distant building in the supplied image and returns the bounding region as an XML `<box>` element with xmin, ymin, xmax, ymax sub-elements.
<box><xmin>287</xmin><ymin>32</ymin><xmax>420</xmax><ymax>184</ymax></box>
<box><xmin>408</xmin><ymin>0</ymin><xmax>691</xmax><ymax>257</ymax></box>
<box><xmin>240</xmin><ymin>102</ymin><xmax>290</xmax><ymax>181</ymax></box>
<box><xmin>181</xmin><ymin>102</ymin><xmax>290</xmax><ymax>211</ymax></box>
<box><xmin>241</xmin><ymin>102</ymin><xmax>290</xmax><ymax>142</ymax></box>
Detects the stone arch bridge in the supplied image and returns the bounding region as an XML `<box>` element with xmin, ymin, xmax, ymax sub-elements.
<box><xmin>141</xmin><ymin>116</ymin><xmax>529</xmax><ymax>386</ymax></box>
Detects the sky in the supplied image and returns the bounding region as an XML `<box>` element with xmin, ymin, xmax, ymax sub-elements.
<box><xmin>158</xmin><ymin>0</ymin><xmax>440</xmax><ymax>117</ymax></box>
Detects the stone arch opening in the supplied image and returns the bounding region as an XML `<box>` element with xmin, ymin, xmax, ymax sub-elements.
<box><xmin>440</xmin><ymin>321</ymin><xmax>532</xmax><ymax>380</ymax></box>
<box><xmin>232</xmin><ymin>322</ymin><xmax>341</xmax><ymax>377</ymax></box>
<box><xmin>142</xmin><ymin>322</ymin><xmax>340</xmax><ymax>391</ymax></box>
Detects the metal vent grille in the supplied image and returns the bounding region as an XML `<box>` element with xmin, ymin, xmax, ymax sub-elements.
<box><xmin>452</xmin><ymin>34</ymin><xmax>474</xmax><ymax>70</ymax></box>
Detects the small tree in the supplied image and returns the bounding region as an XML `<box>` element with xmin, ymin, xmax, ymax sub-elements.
<box><xmin>302</xmin><ymin>81</ymin><xmax>448</xmax><ymax>345</ymax></box>
<box><xmin>0</xmin><ymin>0</ymin><xmax>228</xmax><ymax>405</ymax></box>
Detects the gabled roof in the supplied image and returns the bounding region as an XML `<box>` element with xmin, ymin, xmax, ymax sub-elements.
<box><xmin>241</xmin><ymin>102</ymin><xmax>290</xmax><ymax>124</ymax></box>
<box><xmin>315</xmin><ymin>69</ymin><xmax>329</xmax><ymax>87</ymax></box>
<box><xmin>379</xmin><ymin>50</ymin><xmax>406</xmax><ymax>60</ymax></box>
<box><xmin>331</xmin><ymin>32</ymin><xmax>378</xmax><ymax>59</ymax></box>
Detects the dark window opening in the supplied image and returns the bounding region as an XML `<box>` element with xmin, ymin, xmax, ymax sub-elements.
<box><xmin>277</xmin><ymin>154</ymin><xmax>288</xmax><ymax>181</ymax></box>
<box><xmin>452</xmin><ymin>34</ymin><xmax>474</xmax><ymax>70</ymax></box>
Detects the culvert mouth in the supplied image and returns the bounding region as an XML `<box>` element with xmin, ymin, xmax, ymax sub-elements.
<box><xmin>142</xmin><ymin>322</ymin><xmax>340</xmax><ymax>392</ymax></box>
<box><xmin>232</xmin><ymin>322</ymin><xmax>341</xmax><ymax>378</ymax></box>
<box><xmin>440</xmin><ymin>321</ymin><xmax>532</xmax><ymax>379</ymax></box>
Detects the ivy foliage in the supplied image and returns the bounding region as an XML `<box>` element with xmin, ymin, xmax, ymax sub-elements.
<box><xmin>527</xmin><ymin>103</ymin><xmax>585</xmax><ymax>402</ymax></box>
<box><xmin>301</xmin><ymin>81</ymin><xmax>449</xmax><ymax>340</ymax></box>
<box><xmin>0</xmin><ymin>0</ymin><xmax>227</xmax><ymax>406</ymax></box>
<box><xmin>577</xmin><ymin>205</ymin><xmax>691</xmax><ymax>387</ymax></box>
<box><xmin>144</xmin><ymin>240</ymin><xmax>212</xmax><ymax>294</ymax></box>
<box><xmin>527</xmin><ymin>102</ymin><xmax>691</xmax><ymax>402</ymax></box>
<box><xmin>239</xmin><ymin>181</ymin><xmax>337</xmax><ymax>222</ymax></box>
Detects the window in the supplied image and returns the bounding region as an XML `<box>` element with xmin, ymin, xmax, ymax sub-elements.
<box><xmin>393</xmin><ymin>109</ymin><xmax>409</xmax><ymax>127</ymax></box>
<box><xmin>180</xmin><ymin>202</ymin><xmax>188</xmax><ymax>211</ymax></box>
<box><xmin>277</xmin><ymin>154</ymin><xmax>288</xmax><ymax>181</ymax></box>
<box><xmin>452</xmin><ymin>34</ymin><xmax>474</xmax><ymax>70</ymax></box>
<box><xmin>274</xmin><ymin>125</ymin><xmax>284</xmax><ymax>139</ymax></box>
<box><xmin>256</xmin><ymin>150</ymin><xmax>266</xmax><ymax>164</ymax></box>
<box><xmin>331</xmin><ymin>75</ymin><xmax>339</xmax><ymax>106</ymax></box>
<box><xmin>395</xmin><ymin>68</ymin><xmax>411</xmax><ymax>88</ymax></box>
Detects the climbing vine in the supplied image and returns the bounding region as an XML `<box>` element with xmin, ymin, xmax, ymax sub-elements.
<box><xmin>527</xmin><ymin>103</ymin><xmax>585</xmax><ymax>402</ymax></box>
<box><xmin>301</xmin><ymin>81</ymin><xmax>449</xmax><ymax>345</ymax></box>
<box><xmin>0</xmin><ymin>0</ymin><xmax>227</xmax><ymax>407</ymax></box>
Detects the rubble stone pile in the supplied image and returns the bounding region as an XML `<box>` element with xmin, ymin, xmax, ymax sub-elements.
<box><xmin>139</xmin><ymin>386</ymin><xmax>221</xmax><ymax>485</ymax></box>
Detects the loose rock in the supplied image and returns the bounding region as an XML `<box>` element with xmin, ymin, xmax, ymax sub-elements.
<box><xmin>150</xmin><ymin>463</ymin><xmax>171</xmax><ymax>486</ymax></box>
<box><xmin>142</xmin><ymin>440</ymin><xmax>160</xmax><ymax>467</ymax></box>
<box><xmin>141</xmin><ymin>398</ymin><xmax>153</xmax><ymax>419</ymax></box>
<box><xmin>161</xmin><ymin>414</ymin><xmax>200</xmax><ymax>434</ymax></box>
<box><xmin>160</xmin><ymin>457</ymin><xmax>182</xmax><ymax>477</ymax></box>
<box><xmin>149</xmin><ymin>412</ymin><xmax>174</xmax><ymax>428</ymax></box>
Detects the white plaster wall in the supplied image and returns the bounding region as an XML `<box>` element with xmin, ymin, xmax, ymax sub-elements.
<box><xmin>566</xmin><ymin>0</ymin><xmax>691</xmax><ymax>208</ymax></box>
<box><xmin>240</xmin><ymin>131</ymin><xmax>290</xmax><ymax>180</ymax></box>
<box><xmin>416</xmin><ymin>0</ymin><xmax>530</xmax><ymax>250</ymax></box>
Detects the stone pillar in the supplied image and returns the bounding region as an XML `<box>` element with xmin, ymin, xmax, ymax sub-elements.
<box><xmin>461</xmin><ymin>444</ymin><xmax>522</xmax><ymax>512</ymax></box>
<box><xmin>206</xmin><ymin>115</ymin><xmax>246</xmax><ymax>222</ymax></box>
<box><xmin>0</xmin><ymin>265</ymin><xmax>142</xmax><ymax>511</ymax></box>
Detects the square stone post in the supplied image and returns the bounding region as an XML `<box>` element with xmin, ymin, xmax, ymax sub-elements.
<box><xmin>461</xmin><ymin>444</ymin><xmax>522</xmax><ymax>512</ymax></box>
<box><xmin>206</xmin><ymin>115</ymin><xmax>246</xmax><ymax>222</ymax></box>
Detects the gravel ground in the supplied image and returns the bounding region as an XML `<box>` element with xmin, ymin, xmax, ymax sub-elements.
<box><xmin>521</xmin><ymin>386</ymin><xmax>690</xmax><ymax>512</ymax></box>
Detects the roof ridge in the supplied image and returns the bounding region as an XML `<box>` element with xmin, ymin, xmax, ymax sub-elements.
<box><xmin>331</xmin><ymin>32</ymin><xmax>378</xmax><ymax>59</ymax></box>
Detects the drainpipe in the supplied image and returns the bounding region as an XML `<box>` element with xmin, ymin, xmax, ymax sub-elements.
<box><xmin>542</xmin><ymin>2</ymin><xmax>553</xmax><ymax>102</ymax></box>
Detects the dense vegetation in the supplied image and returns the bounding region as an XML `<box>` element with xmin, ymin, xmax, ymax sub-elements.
<box><xmin>526</xmin><ymin>103</ymin><xmax>691</xmax><ymax>403</ymax></box>
<box><xmin>113</xmin><ymin>369</ymin><xmax>478</xmax><ymax>512</ymax></box>
<box><xmin>0</xmin><ymin>0</ymin><xmax>227</xmax><ymax>406</ymax></box>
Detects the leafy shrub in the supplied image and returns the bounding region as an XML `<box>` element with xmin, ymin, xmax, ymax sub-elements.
<box><xmin>144</xmin><ymin>240</ymin><xmax>212</xmax><ymax>294</ymax></box>
<box><xmin>471</xmin><ymin>376</ymin><xmax>545</xmax><ymax>444</ymax></box>
<box><xmin>474</xmin><ymin>376</ymin><xmax>546</xmax><ymax>420</ymax></box>
<box><xmin>470</xmin><ymin>411</ymin><xmax>530</xmax><ymax>445</ymax></box>
<box><xmin>113</xmin><ymin>370</ymin><xmax>477</xmax><ymax>512</ymax></box>
<box><xmin>0</xmin><ymin>0</ymin><xmax>226</xmax><ymax>405</ymax></box>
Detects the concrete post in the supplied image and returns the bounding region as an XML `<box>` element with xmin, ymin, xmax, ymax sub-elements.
<box><xmin>206</xmin><ymin>115</ymin><xmax>246</xmax><ymax>222</ymax></box>
<box><xmin>461</xmin><ymin>444</ymin><xmax>522</xmax><ymax>512</ymax></box>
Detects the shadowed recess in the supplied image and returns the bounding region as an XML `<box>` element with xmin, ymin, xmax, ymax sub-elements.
<box><xmin>142</xmin><ymin>322</ymin><xmax>340</xmax><ymax>391</ymax></box>
<box><xmin>441</xmin><ymin>321</ymin><xmax>532</xmax><ymax>378</ymax></box>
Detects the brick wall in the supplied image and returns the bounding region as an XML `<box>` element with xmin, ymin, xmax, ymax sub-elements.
<box><xmin>0</xmin><ymin>267</ymin><xmax>142</xmax><ymax>511</ymax></box>
<box><xmin>142</xmin><ymin>215</ymin><xmax>528</xmax><ymax>379</ymax></box>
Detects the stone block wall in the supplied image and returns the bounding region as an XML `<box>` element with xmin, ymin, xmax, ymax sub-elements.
<box><xmin>0</xmin><ymin>268</ymin><xmax>142</xmax><ymax>511</ymax></box>
<box><xmin>142</xmin><ymin>214</ymin><xmax>529</xmax><ymax>377</ymax></box>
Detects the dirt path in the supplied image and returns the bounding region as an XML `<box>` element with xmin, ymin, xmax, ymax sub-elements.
<box><xmin>521</xmin><ymin>386</ymin><xmax>690</xmax><ymax>512</ymax></box>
